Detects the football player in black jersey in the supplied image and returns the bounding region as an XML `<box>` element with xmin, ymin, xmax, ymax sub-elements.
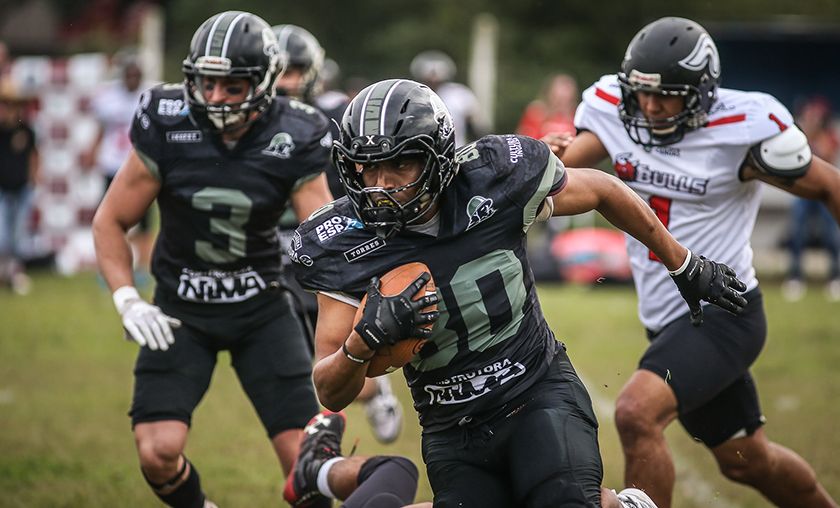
<box><xmin>93</xmin><ymin>12</ymin><xmax>419</xmax><ymax>508</ymax></box>
<box><xmin>270</xmin><ymin>22</ymin><xmax>404</xmax><ymax>447</ymax></box>
<box><xmin>291</xmin><ymin>79</ymin><xmax>748</xmax><ymax>507</ymax></box>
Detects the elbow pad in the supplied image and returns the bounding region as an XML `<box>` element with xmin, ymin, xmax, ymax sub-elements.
<box><xmin>747</xmin><ymin>126</ymin><xmax>812</xmax><ymax>179</ymax></box>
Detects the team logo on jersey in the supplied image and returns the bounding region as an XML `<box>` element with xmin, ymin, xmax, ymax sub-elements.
<box><xmin>678</xmin><ymin>33</ymin><xmax>721</xmax><ymax>78</ymax></box>
<box><xmin>344</xmin><ymin>238</ymin><xmax>386</xmax><ymax>263</ymax></box>
<box><xmin>262</xmin><ymin>132</ymin><xmax>296</xmax><ymax>158</ymax></box>
<box><xmin>465</xmin><ymin>196</ymin><xmax>496</xmax><ymax>230</ymax></box>
<box><xmin>613</xmin><ymin>152</ymin><xmax>709</xmax><ymax>195</ymax></box>
<box><xmin>166</xmin><ymin>130</ymin><xmax>203</xmax><ymax>143</ymax></box>
<box><xmin>157</xmin><ymin>98</ymin><xmax>185</xmax><ymax>116</ymax></box>
<box><xmin>614</xmin><ymin>153</ymin><xmax>639</xmax><ymax>181</ymax></box>
<box><xmin>422</xmin><ymin>358</ymin><xmax>526</xmax><ymax>405</ymax></box>
<box><xmin>315</xmin><ymin>216</ymin><xmax>363</xmax><ymax>242</ymax></box>
<box><xmin>288</xmin><ymin>230</ymin><xmax>314</xmax><ymax>266</ymax></box>
<box><xmin>177</xmin><ymin>267</ymin><xmax>266</xmax><ymax>303</ymax></box>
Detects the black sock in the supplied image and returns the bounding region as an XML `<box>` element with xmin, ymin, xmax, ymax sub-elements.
<box><xmin>341</xmin><ymin>456</ymin><xmax>419</xmax><ymax>508</ymax></box>
<box><xmin>143</xmin><ymin>457</ymin><xmax>206</xmax><ymax>508</ymax></box>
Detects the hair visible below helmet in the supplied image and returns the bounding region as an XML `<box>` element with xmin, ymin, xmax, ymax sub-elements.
<box><xmin>182</xmin><ymin>11</ymin><xmax>283</xmax><ymax>133</ymax></box>
<box><xmin>333</xmin><ymin>79</ymin><xmax>456</xmax><ymax>238</ymax></box>
<box><xmin>271</xmin><ymin>24</ymin><xmax>325</xmax><ymax>101</ymax></box>
<box><xmin>618</xmin><ymin>17</ymin><xmax>721</xmax><ymax>148</ymax></box>
<box><xmin>409</xmin><ymin>50</ymin><xmax>456</xmax><ymax>85</ymax></box>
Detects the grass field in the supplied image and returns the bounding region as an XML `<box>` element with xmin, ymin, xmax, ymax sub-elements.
<box><xmin>1</xmin><ymin>272</ymin><xmax>838</xmax><ymax>507</ymax></box>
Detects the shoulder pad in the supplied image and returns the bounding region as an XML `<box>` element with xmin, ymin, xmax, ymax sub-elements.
<box><xmin>748</xmin><ymin>125</ymin><xmax>812</xmax><ymax>179</ymax></box>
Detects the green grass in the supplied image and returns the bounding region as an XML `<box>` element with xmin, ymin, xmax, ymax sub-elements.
<box><xmin>0</xmin><ymin>273</ymin><xmax>838</xmax><ymax>506</ymax></box>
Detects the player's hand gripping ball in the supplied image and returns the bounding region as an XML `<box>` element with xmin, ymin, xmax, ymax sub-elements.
<box><xmin>353</xmin><ymin>262</ymin><xmax>438</xmax><ymax>377</ymax></box>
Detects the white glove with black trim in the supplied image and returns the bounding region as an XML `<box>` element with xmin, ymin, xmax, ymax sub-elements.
<box><xmin>113</xmin><ymin>286</ymin><xmax>181</xmax><ymax>351</ymax></box>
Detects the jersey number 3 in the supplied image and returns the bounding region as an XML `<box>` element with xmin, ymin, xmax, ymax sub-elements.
<box><xmin>192</xmin><ymin>187</ymin><xmax>253</xmax><ymax>263</ymax></box>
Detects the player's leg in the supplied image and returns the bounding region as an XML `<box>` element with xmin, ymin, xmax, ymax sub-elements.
<box><xmin>231</xmin><ymin>292</ymin><xmax>320</xmax><ymax>474</ymax></box>
<box><xmin>130</xmin><ymin>316</ymin><xmax>218</xmax><ymax>507</ymax></box>
<box><xmin>613</xmin><ymin>370</ymin><xmax>678</xmax><ymax>507</ymax></box>
<box><xmin>506</xmin><ymin>348</ymin><xmax>605</xmax><ymax>507</ymax></box>
<box><xmin>614</xmin><ymin>288</ymin><xmax>767</xmax><ymax>507</ymax></box>
<box><xmin>283</xmin><ymin>411</ymin><xmax>421</xmax><ymax>508</ymax></box>
<box><xmin>694</xmin><ymin>376</ymin><xmax>838</xmax><ymax>507</ymax></box>
<box><xmin>712</xmin><ymin>428</ymin><xmax>837</xmax><ymax>507</ymax></box>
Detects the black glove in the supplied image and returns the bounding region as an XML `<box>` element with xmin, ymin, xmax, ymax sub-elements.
<box><xmin>354</xmin><ymin>272</ymin><xmax>439</xmax><ymax>350</ymax></box>
<box><xmin>670</xmin><ymin>252</ymin><xmax>748</xmax><ymax>326</ymax></box>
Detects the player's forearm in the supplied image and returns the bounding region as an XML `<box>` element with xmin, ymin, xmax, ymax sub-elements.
<box><xmin>312</xmin><ymin>334</ymin><xmax>371</xmax><ymax>411</ymax></box>
<box><xmin>595</xmin><ymin>176</ymin><xmax>687</xmax><ymax>271</ymax></box>
<box><xmin>92</xmin><ymin>213</ymin><xmax>136</xmax><ymax>292</ymax></box>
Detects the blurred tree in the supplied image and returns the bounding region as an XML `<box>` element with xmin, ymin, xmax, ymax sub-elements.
<box><xmin>84</xmin><ymin>0</ymin><xmax>840</xmax><ymax>131</ymax></box>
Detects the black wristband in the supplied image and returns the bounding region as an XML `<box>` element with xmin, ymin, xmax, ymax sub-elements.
<box><xmin>342</xmin><ymin>341</ymin><xmax>372</xmax><ymax>364</ymax></box>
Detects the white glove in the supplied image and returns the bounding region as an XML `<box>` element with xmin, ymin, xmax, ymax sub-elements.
<box><xmin>113</xmin><ymin>286</ymin><xmax>181</xmax><ymax>351</ymax></box>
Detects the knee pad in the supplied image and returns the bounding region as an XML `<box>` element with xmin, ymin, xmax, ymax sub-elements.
<box><xmin>358</xmin><ymin>456</ymin><xmax>418</xmax><ymax>484</ymax></box>
<box><xmin>353</xmin><ymin>493</ymin><xmax>404</xmax><ymax>508</ymax></box>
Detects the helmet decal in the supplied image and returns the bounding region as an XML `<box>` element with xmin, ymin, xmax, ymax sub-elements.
<box><xmin>678</xmin><ymin>33</ymin><xmax>720</xmax><ymax>78</ymax></box>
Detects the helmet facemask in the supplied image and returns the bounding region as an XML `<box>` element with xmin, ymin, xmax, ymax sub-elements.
<box><xmin>333</xmin><ymin>134</ymin><xmax>449</xmax><ymax>239</ymax></box>
<box><xmin>184</xmin><ymin>55</ymin><xmax>280</xmax><ymax>133</ymax></box>
<box><xmin>618</xmin><ymin>70</ymin><xmax>711</xmax><ymax>149</ymax></box>
<box><xmin>182</xmin><ymin>15</ymin><xmax>283</xmax><ymax>135</ymax></box>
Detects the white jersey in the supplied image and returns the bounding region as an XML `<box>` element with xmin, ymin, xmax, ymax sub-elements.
<box><xmin>436</xmin><ymin>81</ymin><xmax>485</xmax><ymax>147</ymax></box>
<box><xmin>90</xmin><ymin>80</ymin><xmax>150</xmax><ymax>176</ymax></box>
<box><xmin>575</xmin><ymin>74</ymin><xmax>793</xmax><ymax>331</ymax></box>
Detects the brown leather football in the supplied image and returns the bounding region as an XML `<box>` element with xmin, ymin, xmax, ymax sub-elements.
<box><xmin>354</xmin><ymin>262</ymin><xmax>436</xmax><ymax>377</ymax></box>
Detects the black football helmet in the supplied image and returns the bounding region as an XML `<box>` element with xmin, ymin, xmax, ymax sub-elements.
<box><xmin>333</xmin><ymin>79</ymin><xmax>456</xmax><ymax>238</ymax></box>
<box><xmin>271</xmin><ymin>24</ymin><xmax>324</xmax><ymax>102</ymax></box>
<box><xmin>182</xmin><ymin>11</ymin><xmax>283</xmax><ymax>133</ymax></box>
<box><xmin>618</xmin><ymin>17</ymin><xmax>721</xmax><ymax>148</ymax></box>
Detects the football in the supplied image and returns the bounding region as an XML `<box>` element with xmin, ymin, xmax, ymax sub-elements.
<box><xmin>354</xmin><ymin>262</ymin><xmax>437</xmax><ymax>377</ymax></box>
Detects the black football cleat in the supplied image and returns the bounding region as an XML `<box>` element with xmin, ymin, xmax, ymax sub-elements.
<box><xmin>283</xmin><ymin>411</ymin><xmax>346</xmax><ymax>508</ymax></box>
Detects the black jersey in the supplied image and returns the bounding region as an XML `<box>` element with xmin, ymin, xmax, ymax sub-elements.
<box><xmin>293</xmin><ymin>135</ymin><xmax>567</xmax><ymax>432</ymax></box>
<box><xmin>130</xmin><ymin>84</ymin><xmax>331</xmax><ymax>308</ymax></box>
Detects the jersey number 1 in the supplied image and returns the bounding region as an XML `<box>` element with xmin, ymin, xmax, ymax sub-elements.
<box><xmin>648</xmin><ymin>195</ymin><xmax>671</xmax><ymax>262</ymax></box>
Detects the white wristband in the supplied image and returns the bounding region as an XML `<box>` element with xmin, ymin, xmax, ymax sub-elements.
<box><xmin>113</xmin><ymin>285</ymin><xmax>141</xmax><ymax>312</ymax></box>
<box><xmin>669</xmin><ymin>250</ymin><xmax>693</xmax><ymax>276</ymax></box>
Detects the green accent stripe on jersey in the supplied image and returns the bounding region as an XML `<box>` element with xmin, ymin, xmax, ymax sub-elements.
<box><xmin>205</xmin><ymin>12</ymin><xmax>236</xmax><ymax>57</ymax></box>
<box><xmin>360</xmin><ymin>80</ymin><xmax>396</xmax><ymax>136</ymax></box>
<box><xmin>135</xmin><ymin>148</ymin><xmax>161</xmax><ymax>181</ymax></box>
<box><xmin>522</xmin><ymin>153</ymin><xmax>563</xmax><ymax>232</ymax></box>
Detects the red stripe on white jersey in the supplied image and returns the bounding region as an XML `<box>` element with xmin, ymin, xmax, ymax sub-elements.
<box><xmin>595</xmin><ymin>88</ymin><xmax>620</xmax><ymax>105</ymax></box>
<box><xmin>706</xmin><ymin>114</ymin><xmax>746</xmax><ymax>127</ymax></box>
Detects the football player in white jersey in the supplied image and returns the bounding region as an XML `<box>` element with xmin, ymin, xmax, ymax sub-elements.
<box><xmin>549</xmin><ymin>16</ymin><xmax>840</xmax><ymax>508</ymax></box>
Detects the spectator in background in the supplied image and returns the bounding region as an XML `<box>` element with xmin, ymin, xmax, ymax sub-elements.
<box><xmin>0</xmin><ymin>78</ymin><xmax>39</xmax><ymax>295</ymax></box>
<box><xmin>782</xmin><ymin>96</ymin><xmax>840</xmax><ymax>301</ymax></box>
<box><xmin>82</xmin><ymin>50</ymin><xmax>154</xmax><ymax>283</ymax></box>
<box><xmin>517</xmin><ymin>73</ymin><xmax>579</xmax><ymax>140</ymax></box>
<box><xmin>410</xmin><ymin>50</ymin><xmax>489</xmax><ymax>147</ymax></box>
